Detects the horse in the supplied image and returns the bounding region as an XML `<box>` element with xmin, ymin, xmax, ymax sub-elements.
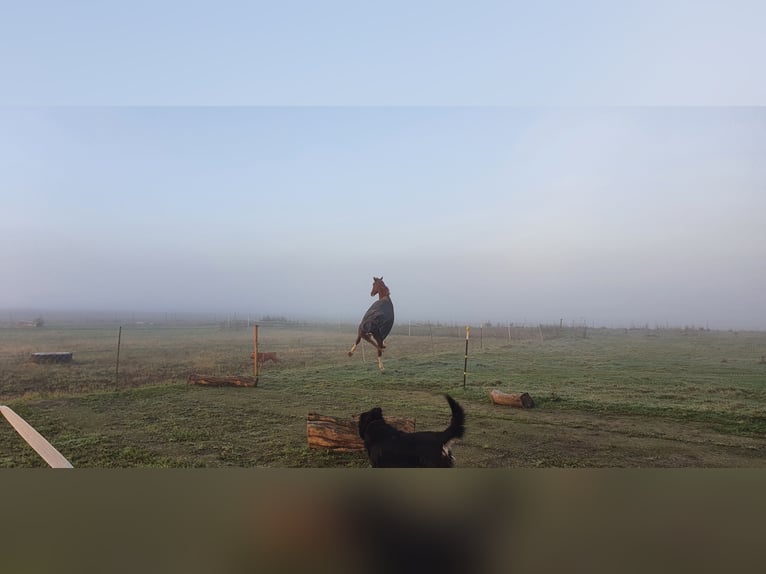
<box><xmin>348</xmin><ymin>276</ymin><xmax>395</xmax><ymax>372</ymax></box>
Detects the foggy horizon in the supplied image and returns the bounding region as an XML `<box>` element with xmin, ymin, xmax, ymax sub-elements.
<box><xmin>2</xmin><ymin>106</ymin><xmax>765</xmax><ymax>332</ymax></box>
<box><xmin>1</xmin><ymin>306</ymin><xmax>760</xmax><ymax>332</ymax></box>
<box><xmin>2</xmin><ymin>4</ymin><xmax>765</xmax><ymax>333</ymax></box>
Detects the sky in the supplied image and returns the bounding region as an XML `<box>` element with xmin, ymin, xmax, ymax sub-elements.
<box><xmin>1</xmin><ymin>2</ymin><xmax>765</xmax><ymax>329</ymax></box>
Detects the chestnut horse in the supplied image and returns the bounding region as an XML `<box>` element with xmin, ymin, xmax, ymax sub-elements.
<box><xmin>348</xmin><ymin>276</ymin><xmax>395</xmax><ymax>371</ymax></box>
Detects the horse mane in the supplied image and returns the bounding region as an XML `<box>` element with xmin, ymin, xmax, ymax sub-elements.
<box><xmin>373</xmin><ymin>277</ymin><xmax>391</xmax><ymax>299</ymax></box>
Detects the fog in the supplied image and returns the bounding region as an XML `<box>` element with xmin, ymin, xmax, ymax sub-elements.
<box><xmin>2</xmin><ymin>107</ymin><xmax>764</xmax><ymax>329</ymax></box>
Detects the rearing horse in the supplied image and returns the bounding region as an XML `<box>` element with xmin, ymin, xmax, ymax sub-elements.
<box><xmin>348</xmin><ymin>276</ymin><xmax>395</xmax><ymax>371</ymax></box>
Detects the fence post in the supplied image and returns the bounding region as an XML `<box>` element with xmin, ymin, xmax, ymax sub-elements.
<box><xmin>115</xmin><ymin>326</ymin><xmax>122</xmax><ymax>386</ymax></box>
<box><xmin>463</xmin><ymin>326</ymin><xmax>470</xmax><ymax>388</ymax></box>
<box><xmin>253</xmin><ymin>324</ymin><xmax>259</xmax><ymax>381</ymax></box>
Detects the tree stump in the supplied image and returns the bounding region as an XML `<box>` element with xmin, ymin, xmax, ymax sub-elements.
<box><xmin>489</xmin><ymin>390</ymin><xmax>535</xmax><ymax>408</ymax></box>
<box><xmin>187</xmin><ymin>374</ymin><xmax>258</xmax><ymax>387</ymax></box>
<box><xmin>307</xmin><ymin>413</ymin><xmax>416</xmax><ymax>451</ymax></box>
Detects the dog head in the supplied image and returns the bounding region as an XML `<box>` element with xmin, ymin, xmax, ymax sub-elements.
<box><xmin>357</xmin><ymin>406</ymin><xmax>384</xmax><ymax>439</ymax></box>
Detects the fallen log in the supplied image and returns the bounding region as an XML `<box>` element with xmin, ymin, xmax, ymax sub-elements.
<box><xmin>489</xmin><ymin>390</ymin><xmax>535</xmax><ymax>408</ymax></box>
<box><xmin>31</xmin><ymin>352</ymin><xmax>73</xmax><ymax>364</ymax></box>
<box><xmin>307</xmin><ymin>412</ymin><xmax>416</xmax><ymax>451</ymax></box>
<box><xmin>187</xmin><ymin>374</ymin><xmax>258</xmax><ymax>387</ymax></box>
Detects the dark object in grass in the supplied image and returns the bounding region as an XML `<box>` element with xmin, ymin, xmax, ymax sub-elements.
<box><xmin>358</xmin><ymin>394</ymin><xmax>464</xmax><ymax>468</ymax></box>
<box><xmin>30</xmin><ymin>352</ymin><xmax>73</xmax><ymax>364</ymax></box>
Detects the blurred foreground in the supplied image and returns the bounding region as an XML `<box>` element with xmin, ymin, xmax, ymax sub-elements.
<box><xmin>1</xmin><ymin>469</ymin><xmax>764</xmax><ymax>574</ymax></box>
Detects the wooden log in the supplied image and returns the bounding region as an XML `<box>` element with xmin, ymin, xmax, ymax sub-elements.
<box><xmin>490</xmin><ymin>390</ymin><xmax>535</xmax><ymax>408</ymax></box>
<box><xmin>31</xmin><ymin>352</ymin><xmax>73</xmax><ymax>364</ymax></box>
<box><xmin>307</xmin><ymin>412</ymin><xmax>416</xmax><ymax>451</ymax></box>
<box><xmin>187</xmin><ymin>374</ymin><xmax>258</xmax><ymax>387</ymax></box>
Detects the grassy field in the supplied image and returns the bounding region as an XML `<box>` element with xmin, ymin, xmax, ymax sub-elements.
<box><xmin>1</xmin><ymin>320</ymin><xmax>765</xmax><ymax>468</ymax></box>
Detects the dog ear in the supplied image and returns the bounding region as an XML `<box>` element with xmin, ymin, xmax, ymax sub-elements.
<box><xmin>358</xmin><ymin>408</ymin><xmax>375</xmax><ymax>438</ymax></box>
<box><xmin>358</xmin><ymin>407</ymin><xmax>384</xmax><ymax>438</ymax></box>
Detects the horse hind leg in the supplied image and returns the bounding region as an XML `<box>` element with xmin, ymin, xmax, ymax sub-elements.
<box><xmin>366</xmin><ymin>335</ymin><xmax>386</xmax><ymax>371</ymax></box>
<box><xmin>376</xmin><ymin>347</ymin><xmax>385</xmax><ymax>372</ymax></box>
<box><xmin>348</xmin><ymin>334</ymin><xmax>363</xmax><ymax>356</ymax></box>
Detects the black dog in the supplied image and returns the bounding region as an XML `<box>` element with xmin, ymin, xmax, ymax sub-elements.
<box><xmin>357</xmin><ymin>395</ymin><xmax>465</xmax><ymax>467</ymax></box>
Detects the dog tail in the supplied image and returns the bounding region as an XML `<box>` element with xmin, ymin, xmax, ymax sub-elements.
<box><xmin>443</xmin><ymin>394</ymin><xmax>465</xmax><ymax>440</ymax></box>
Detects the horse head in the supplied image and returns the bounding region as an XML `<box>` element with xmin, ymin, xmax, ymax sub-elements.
<box><xmin>371</xmin><ymin>276</ymin><xmax>388</xmax><ymax>297</ymax></box>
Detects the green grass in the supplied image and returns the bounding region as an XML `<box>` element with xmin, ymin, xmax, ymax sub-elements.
<box><xmin>1</xmin><ymin>321</ymin><xmax>765</xmax><ymax>467</ymax></box>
